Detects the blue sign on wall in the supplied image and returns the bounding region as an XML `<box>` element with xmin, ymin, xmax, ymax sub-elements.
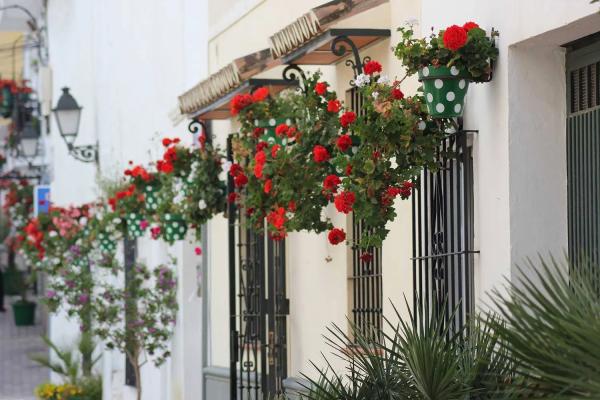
<box><xmin>34</xmin><ymin>185</ymin><xmax>51</xmax><ymax>216</ymax></box>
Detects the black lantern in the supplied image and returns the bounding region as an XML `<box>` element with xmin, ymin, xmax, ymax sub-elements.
<box><xmin>52</xmin><ymin>87</ymin><xmax>97</xmax><ymax>163</ymax></box>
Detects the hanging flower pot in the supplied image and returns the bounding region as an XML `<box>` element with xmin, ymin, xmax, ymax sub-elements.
<box><xmin>418</xmin><ymin>65</ymin><xmax>470</xmax><ymax>118</ymax></box>
<box><xmin>161</xmin><ymin>213</ymin><xmax>188</xmax><ymax>243</ymax></box>
<box><xmin>143</xmin><ymin>181</ymin><xmax>161</xmax><ymax>211</ymax></box>
<box><xmin>0</xmin><ymin>86</ymin><xmax>13</xmax><ymax>118</ymax></box>
<box><xmin>98</xmin><ymin>232</ymin><xmax>116</xmax><ymax>253</ymax></box>
<box><xmin>255</xmin><ymin>118</ymin><xmax>294</xmax><ymax>146</ymax></box>
<box><xmin>125</xmin><ymin>213</ymin><xmax>145</xmax><ymax>238</ymax></box>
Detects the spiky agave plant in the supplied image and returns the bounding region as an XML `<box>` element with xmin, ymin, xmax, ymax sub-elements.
<box><xmin>488</xmin><ymin>256</ymin><xmax>600</xmax><ymax>398</ymax></box>
<box><xmin>304</xmin><ymin>300</ymin><xmax>515</xmax><ymax>400</ymax></box>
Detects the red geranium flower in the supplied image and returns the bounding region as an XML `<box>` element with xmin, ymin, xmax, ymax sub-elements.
<box><xmin>312</xmin><ymin>145</ymin><xmax>330</xmax><ymax>163</ymax></box>
<box><xmin>443</xmin><ymin>25</ymin><xmax>468</xmax><ymax>51</ymax></box>
<box><xmin>229</xmin><ymin>163</ymin><xmax>243</xmax><ymax>177</ymax></box>
<box><xmin>399</xmin><ymin>181</ymin><xmax>414</xmax><ymax>199</ymax></box>
<box><xmin>230</xmin><ymin>93</ymin><xmax>253</xmax><ymax>115</ymax></box>
<box><xmin>253</xmin><ymin>162</ymin><xmax>264</xmax><ymax>179</ymax></box>
<box><xmin>360</xmin><ymin>252</ymin><xmax>373</xmax><ymax>263</ymax></box>
<box><xmin>334</xmin><ymin>190</ymin><xmax>356</xmax><ymax>214</ymax></box>
<box><xmin>234</xmin><ymin>173</ymin><xmax>248</xmax><ymax>188</ymax></box>
<box><xmin>336</xmin><ymin>135</ymin><xmax>352</xmax><ymax>152</ymax></box>
<box><xmin>315</xmin><ymin>82</ymin><xmax>328</xmax><ymax>96</ymax></box>
<box><xmin>267</xmin><ymin>207</ymin><xmax>286</xmax><ymax>230</ymax></box>
<box><xmin>255</xmin><ymin>150</ymin><xmax>266</xmax><ymax>165</ymax></box>
<box><xmin>275</xmin><ymin>123</ymin><xmax>288</xmax><ymax>137</ymax></box>
<box><xmin>327</xmin><ymin>99</ymin><xmax>341</xmax><ymax>113</ymax></box>
<box><xmin>264</xmin><ymin>179</ymin><xmax>272</xmax><ymax>194</ymax></box>
<box><xmin>252</xmin><ymin>87</ymin><xmax>269</xmax><ymax>102</ymax></box>
<box><xmin>363</xmin><ymin>60</ymin><xmax>382</xmax><ymax>75</ymax></box>
<box><xmin>227</xmin><ymin>192</ymin><xmax>239</xmax><ymax>203</ymax></box>
<box><xmin>328</xmin><ymin>228</ymin><xmax>346</xmax><ymax>245</ymax></box>
<box><xmin>287</xmin><ymin>200</ymin><xmax>296</xmax><ymax>212</ymax></box>
<box><xmin>391</xmin><ymin>88</ymin><xmax>404</xmax><ymax>100</ymax></box>
<box><xmin>162</xmin><ymin>138</ymin><xmax>172</xmax><ymax>147</ymax></box>
<box><xmin>339</xmin><ymin>111</ymin><xmax>356</xmax><ymax>128</ymax></box>
<box><xmin>463</xmin><ymin>21</ymin><xmax>479</xmax><ymax>32</ymax></box>
<box><xmin>256</xmin><ymin>141</ymin><xmax>269</xmax><ymax>152</ymax></box>
<box><xmin>253</xmin><ymin>127</ymin><xmax>265</xmax><ymax>138</ymax></box>
<box><xmin>271</xmin><ymin>144</ymin><xmax>281</xmax><ymax>158</ymax></box>
<box><xmin>345</xmin><ymin>164</ymin><xmax>353</xmax><ymax>176</ymax></box>
<box><xmin>323</xmin><ymin>175</ymin><xmax>341</xmax><ymax>192</ymax></box>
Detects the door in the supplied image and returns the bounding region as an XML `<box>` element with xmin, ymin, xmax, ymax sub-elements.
<box><xmin>227</xmin><ymin>137</ymin><xmax>289</xmax><ymax>400</ymax></box>
<box><xmin>566</xmin><ymin>38</ymin><xmax>600</xmax><ymax>273</ymax></box>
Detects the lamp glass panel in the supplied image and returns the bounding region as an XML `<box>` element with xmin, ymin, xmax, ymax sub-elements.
<box><xmin>21</xmin><ymin>137</ymin><xmax>38</xmax><ymax>158</ymax></box>
<box><xmin>56</xmin><ymin>109</ymin><xmax>80</xmax><ymax>138</ymax></box>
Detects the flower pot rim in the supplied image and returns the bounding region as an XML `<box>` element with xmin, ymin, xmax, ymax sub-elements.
<box><xmin>418</xmin><ymin>65</ymin><xmax>471</xmax><ymax>81</ymax></box>
<box><xmin>12</xmin><ymin>300</ymin><xmax>36</xmax><ymax>306</ymax></box>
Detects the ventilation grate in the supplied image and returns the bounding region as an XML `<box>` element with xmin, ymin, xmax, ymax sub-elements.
<box><xmin>571</xmin><ymin>62</ymin><xmax>600</xmax><ymax>114</ymax></box>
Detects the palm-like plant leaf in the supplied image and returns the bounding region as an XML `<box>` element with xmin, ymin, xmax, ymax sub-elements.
<box><xmin>488</xmin><ymin>256</ymin><xmax>600</xmax><ymax>398</ymax></box>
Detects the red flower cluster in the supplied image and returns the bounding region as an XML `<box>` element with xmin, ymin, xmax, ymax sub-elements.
<box><xmin>463</xmin><ymin>21</ymin><xmax>479</xmax><ymax>32</ymax></box>
<box><xmin>336</xmin><ymin>135</ymin><xmax>352</xmax><ymax>152</ymax></box>
<box><xmin>391</xmin><ymin>88</ymin><xmax>404</xmax><ymax>100</ymax></box>
<box><xmin>339</xmin><ymin>111</ymin><xmax>356</xmax><ymax>128</ymax></box>
<box><xmin>312</xmin><ymin>145</ymin><xmax>330</xmax><ymax>163</ymax></box>
<box><xmin>124</xmin><ymin>165</ymin><xmax>151</xmax><ymax>182</ymax></box>
<box><xmin>443</xmin><ymin>25</ymin><xmax>468</xmax><ymax>51</ymax></box>
<box><xmin>399</xmin><ymin>181</ymin><xmax>414</xmax><ymax>199</ymax></box>
<box><xmin>253</xmin><ymin>127</ymin><xmax>265</xmax><ymax>138</ymax></box>
<box><xmin>254</xmin><ymin>150</ymin><xmax>267</xmax><ymax>178</ymax></box>
<box><xmin>327</xmin><ymin>99</ymin><xmax>341</xmax><ymax>113</ymax></box>
<box><xmin>24</xmin><ymin>219</ymin><xmax>45</xmax><ymax>259</ymax></box>
<box><xmin>363</xmin><ymin>60</ymin><xmax>382</xmax><ymax>75</ymax></box>
<box><xmin>315</xmin><ymin>82</ymin><xmax>328</xmax><ymax>96</ymax></box>
<box><xmin>328</xmin><ymin>228</ymin><xmax>346</xmax><ymax>245</ymax></box>
<box><xmin>323</xmin><ymin>174</ymin><xmax>341</xmax><ymax>193</ymax></box>
<box><xmin>271</xmin><ymin>144</ymin><xmax>281</xmax><ymax>159</ymax></box>
<box><xmin>275</xmin><ymin>123</ymin><xmax>298</xmax><ymax>138</ymax></box>
<box><xmin>161</xmin><ymin>137</ymin><xmax>180</xmax><ymax>147</ymax></box>
<box><xmin>230</xmin><ymin>87</ymin><xmax>269</xmax><ymax>115</ymax></box>
<box><xmin>156</xmin><ymin>139</ymin><xmax>181</xmax><ymax>174</ymax></box>
<box><xmin>334</xmin><ymin>191</ymin><xmax>355</xmax><ymax>214</ymax></box>
<box><xmin>381</xmin><ymin>181</ymin><xmax>414</xmax><ymax>206</ymax></box>
<box><xmin>108</xmin><ymin>184</ymin><xmax>139</xmax><ymax>211</ymax></box>
<box><xmin>229</xmin><ymin>163</ymin><xmax>248</xmax><ymax>188</ymax></box>
<box><xmin>267</xmin><ymin>207</ymin><xmax>286</xmax><ymax>239</ymax></box>
<box><xmin>264</xmin><ymin>179</ymin><xmax>272</xmax><ymax>194</ymax></box>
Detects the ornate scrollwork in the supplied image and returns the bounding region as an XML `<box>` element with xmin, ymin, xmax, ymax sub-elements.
<box><xmin>282</xmin><ymin>64</ymin><xmax>307</xmax><ymax>93</ymax></box>
<box><xmin>69</xmin><ymin>144</ymin><xmax>98</xmax><ymax>163</ymax></box>
<box><xmin>331</xmin><ymin>35</ymin><xmax>364</xmax><ymax>83</ymax></box>
<box><xmin>188</xmin><ymin>118</ymin><xmax>207</xmax><ymax>136</ymax></box>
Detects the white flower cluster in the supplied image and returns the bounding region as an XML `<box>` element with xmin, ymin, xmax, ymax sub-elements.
<box><xmin>355</xmin><ymin>73</ymin><xmax>371</xmax><ymax>87</ymax></box>
<box><xmin>377</xmin><ymin>74</ymin><xmax>390</xmax><ymax>85</ymax></box>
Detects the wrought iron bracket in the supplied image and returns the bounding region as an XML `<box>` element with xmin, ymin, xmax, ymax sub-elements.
<box><xmin>68</xmin><ymin>143</ymin><xmax>98</xmax><ymax>164</ymax></box>
<box><xmin>282</xmin><ymin>64</ymin><xmax>307</xmax><ymax>92</ymax></box>
<box><xmin>330</xmin><ymin>35</ymin><xmax>372</xmax><ymax>85</ymax></box>
<box><xmin>188</xmin><ymin>118</ymin><xmax>207</xmax><ymax>136</ymax></box>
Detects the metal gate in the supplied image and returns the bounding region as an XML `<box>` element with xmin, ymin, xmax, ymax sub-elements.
<box><xmin>566</xmin><ymin>37</ymin><xmax>600</xmax><ymax>276</ymax></box>
<box><xmin>412</xmin><ymin>130</ymin><xmax>476</xmax><ymax>332</ymax></box>
<box><xmin>228</xmin><ymin>138</ymin><xmax>289</xmax><ymax>400</ymax></box>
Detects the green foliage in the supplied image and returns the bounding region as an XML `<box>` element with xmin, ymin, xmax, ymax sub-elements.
<box><xmin>394</xmin><ymin>25</ymin><xmax>498</xmax><ymax>80</ymax></box>
<box><xmin>304</xmin><ymin>301</ymin><xmax>516</xmax><ymax>400</ymax></box>
<box><xmin>488</xmin><ymin>257</ymin><xmax>600</xmax><ymax>398</ymax></box>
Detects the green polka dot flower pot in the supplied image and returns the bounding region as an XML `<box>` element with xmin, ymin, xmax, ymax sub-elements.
<box><xmin>254</xmin><ymin>118</ymin><xmax>294</xmax><ymax>146</ymax></box>
<box><xmin>144</xmin><ymin>182</ymin><xmax>161</xmax><ymax>212</ymax></box>
<box><xmin>418</xmin><ymin>65</ymin><xmax>470</xmax><ymax>118</ymax></box>
<box><xmin>98</xmin><ymin>232</ymin><xmax>116</xmax><ymax>253</ymax></box>
<box><xmin>126</xmin><ymin>213</ymin><xmax>145</xmax><ymax>238</ymax></box>
<box><xmin>162</xmin><ymin>213</ymin><xmax>188</xmax><ymax>243</ymax></box>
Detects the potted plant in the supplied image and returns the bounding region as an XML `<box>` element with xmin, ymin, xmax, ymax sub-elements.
<box><xmin>12</xmin><ymin>267</ymin><xmax>36</xmax><ymax>326</ymax></box>
<box><xmin>395</xmin><ymin>22</ymin><xmax>498</xmax><ymax>118</ymax></box>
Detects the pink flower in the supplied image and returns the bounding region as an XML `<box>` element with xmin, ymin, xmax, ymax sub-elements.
<box><xmin>195</xmin><ymin>247</ymin><xmax>202</xmax><ymax>255</ymax></box>
<box><xmin>140</xmin><ymin>219</ymin><xmax>149</xmax><ymax>230</ymax></box>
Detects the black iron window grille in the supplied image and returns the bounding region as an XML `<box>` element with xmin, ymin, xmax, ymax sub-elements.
<box><xmin>412</xmin><ymin>130</ymin><xmax>476</xmax><ymax>333</ymax></box>
<box><xmin>566</xmin><ymin>40</ymin><xmax>600</xmax><ymax>285</ymax></box>
<box><xmin>346</xmin><ymin>88</ymin><xmax>383</xmax><ymax>340</ymax></box>
<box><xmin>227</xmin><ymin>136</ymin><xmax>289</xmax><ymax>400</ymax></box>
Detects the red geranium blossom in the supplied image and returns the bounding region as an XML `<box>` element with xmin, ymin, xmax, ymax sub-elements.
<box><xmin>336</xmin><ymin>135</ymin><xmax>352</xmax><ymax>152</ymax></box>
<box><xmin>271</xmin><ymin>144</ymin><xmax>281</xmax><ymax>158</ymax></box>
<box><xmin>345</xmin><ymin>164</ymin><xmax>353</xmax><ymax>176</ymax></box>
<box><xmin>252</xmin><ymin>87</ymin><xmax>269</xmax><ymax>102</ymax></box>
<box><xmin>253</xmin><ymin>162</ymin><xmax>264</xmax><ymax>179</ymax></box>
<box><xmin>463</xmin><ymin>21</ymin><xmax>479</xmax><ymax>32</ymax></box>
<box><xmin>363</xmin><ymin>60</ymin><xmax>382</xmax><ymax>75</ymax></box>
<box><xmin>229</xmin><ymin>163</ymin><xmax>243</xmax><ymax>177</ymax></box>
<box><xmin>323</xmin><ymin>175</ymin><xmax>341</xmax><ymax>192</ymax></box>
<box><xmin>256</xmin><ymin>141</ymin><xmax>269</xmax><ymax>152</ymax></box>
<box><xmin>287</xmin><ymin>200</ymin><xmax>296</xmax><ymax>212</ymax></box>
<box><xmin>443</xmin><ymin>25</ymin><xmax>468</xmax><ymax>51</ymax></box>
<box><xmin>315</xmin><ymin>82</ymin><xmax>328</xmax><ymax>96</ymax></box>
<box><xmin>162</xmin><ymin>138</ymin><xmax>172</xmax><ymax>147</ymax></box>
<box><xmin>234</xmin><ymin>173</ymin><xmax>248</xmax><ymax>188</ymax></box>
<box><xmin>227</xmin><ymin>192</ymin><xmax>239</xmax><ymax>203</ymax></box>
<box><xmin>391</xmin><ymin>88</ymin><xmax>404</xmax><ymax>100</ymax></box>
<box><xmin>327</xmin><ymin>99</ymin><xmax>341</xmax><ymax>113</ymax></box>
<box><xmin>275</xmin><ymin>123</ymin><xmax>289</xmax><ymax>137</ymax></box>
<box><xmin>334</xmin><ymin>190</ymin><xmax>356</xmax><ymax>214</ymax></box>
<box><xmin>267</xmin><ymin>207</ymin><xmax>286</xmax><ymax>230</ymax></box>
<box><xmin>360</xmin><ymin>252</ymin><xmax>373</xmax><ymax>263</ymax></box>
<box><xmin>253</xmin><ymin>127</ymin><xmax>265</xmax><ymax>138</ymax></box>
<box><xmin>399</xmin><ymin>181</ymin><xmax>414</xmax><ymax>199</ymax></box>
<box><xmin>339</xmin><ymin>111</ymin><xmax>356</xmax><ymax>128</ymax></box>
<box><xmin>264</xmin><ymin>179</ymin><xmax>272</xmax><ymax>194</ymax></box>
<box><xmin>255</xmin><ymin>150</ymin><xmax>266</xmax><ymax>165</ymax></box>
<box><xmin>312</xmin><ymin>145</ymin><xmax>330</xmax><ymax>163</ymax></box>
<box><xmin>230</xmin><ymin>93</ymin><xmax>253</xmax><ymax>115</ymax></box>
<box><xmin>328</xmin><ymin>228</ymin><xmax>346</xmax><ymax>245</ymax></box>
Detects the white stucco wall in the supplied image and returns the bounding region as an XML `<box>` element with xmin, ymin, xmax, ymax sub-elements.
<box><xmin>46</xmin><ymin>0</ymin><xmax>209</xmax><ymax>399</ymax></box>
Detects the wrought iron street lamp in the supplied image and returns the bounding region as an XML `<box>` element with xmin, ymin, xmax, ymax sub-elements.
<box><xmin>52</xmin><ymin>87</ymin><xmax>98</xmax><ymax>163</ymax></box>
<box><xmin>19</xmin><ymin>119</ymin><xmax>41</xmax><ymax>162</ymax></box>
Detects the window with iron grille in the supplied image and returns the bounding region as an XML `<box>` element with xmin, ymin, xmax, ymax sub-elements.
<box><xmin>412</xmin><ymin>131</ymin><xmax>476</xmax><ymax>333</ymax></box>
<box><xmin>346</xmin><ymin>88</ymin><xmax>383</xmax><ymax>339</ymax></box>
<box><xmin>566</xmin><ymin>38</ymin><xmax>600</xmax><ymax>281</ymax></box>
